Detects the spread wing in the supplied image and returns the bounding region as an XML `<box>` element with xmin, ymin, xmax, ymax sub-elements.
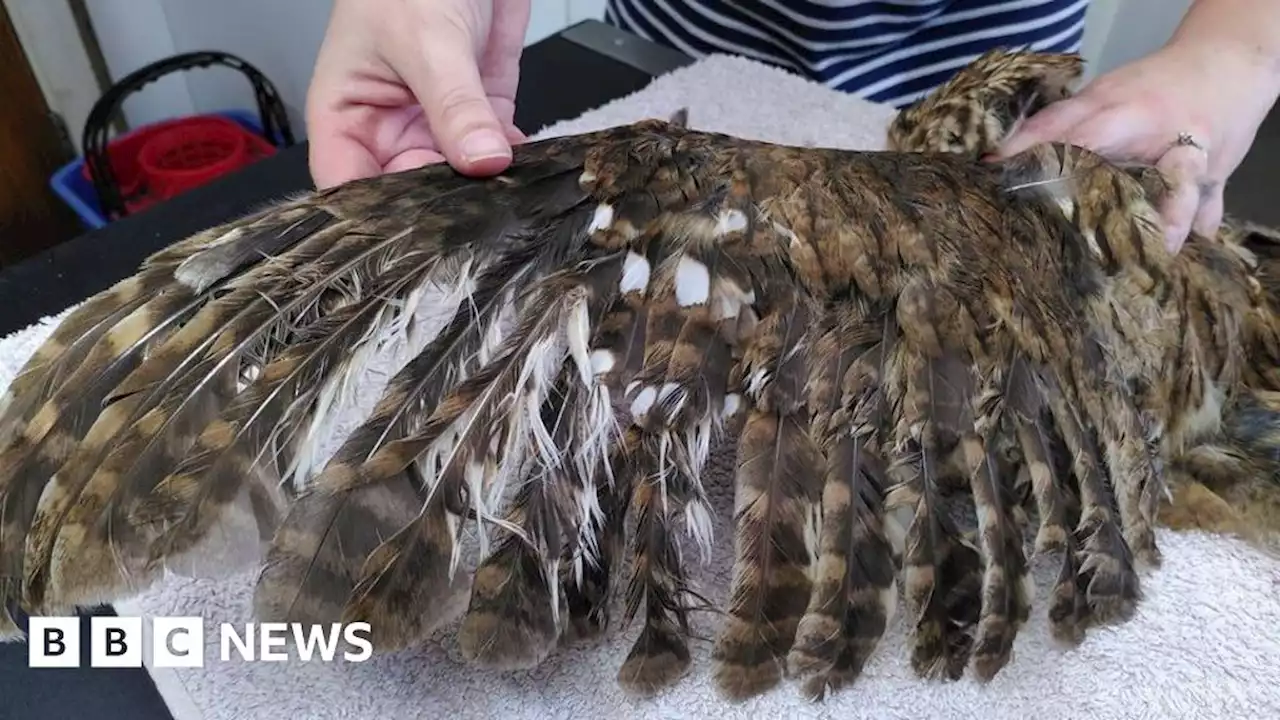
<box><xmin>0</xmin><ymin>48</ymin><xmax>1273</xmax><ymax>705</ymax></box>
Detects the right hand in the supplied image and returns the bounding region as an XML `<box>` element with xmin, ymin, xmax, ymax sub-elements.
<box><xmin>305</xmin><ymin>0</ymin><xmax>531</xmax><ymax>189</ymax></box>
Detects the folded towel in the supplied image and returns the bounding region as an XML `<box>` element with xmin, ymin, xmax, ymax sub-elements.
<box><xmin>3</xmin><ymin>53</ymin><xmax>1278</xmax><ymax>720</ymax></box>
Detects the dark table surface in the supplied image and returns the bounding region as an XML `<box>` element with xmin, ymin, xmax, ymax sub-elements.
<box><xmin>0</xmin><ymin>20</ymin><xmax>691</xmax><ymax>720</ymax></box>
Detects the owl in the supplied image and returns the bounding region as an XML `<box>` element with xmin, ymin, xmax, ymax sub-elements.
<box><xmin>0</xmin><ymin>48</ymin><xmax>1275</xmax><ymax>704</ymax></box>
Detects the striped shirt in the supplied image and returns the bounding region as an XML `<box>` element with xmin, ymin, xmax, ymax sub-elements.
<box><xmin>604</xmin><ymin>0</ymin><xmax>1089</xmax><ymax>107</ymax></box>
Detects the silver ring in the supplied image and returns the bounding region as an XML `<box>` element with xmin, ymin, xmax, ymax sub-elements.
<box><xmin>1175</xmin><ymin>131</ymin><xmax>1206</xmax><ymax>152</ymax></box>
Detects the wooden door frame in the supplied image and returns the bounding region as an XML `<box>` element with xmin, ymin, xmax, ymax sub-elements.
<box><xmin>2</xmin><ymin>0</ymin><xmax>109</xmax><ymax>140</ymax></box>
<box><xmin>0</xmin><ymin>1</ymin><xmax>87</xmax><ymax>263</ymax></box>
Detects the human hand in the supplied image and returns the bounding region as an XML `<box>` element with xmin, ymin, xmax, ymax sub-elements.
<box><xmin>997</xmin><ymin>39</ymin><xmax>1280</xmax><ymax>252</ymax></box>
<box><xmin>306</xmin><ymin>0</ymin><xmax>531</xmax><ymax>189</ymax></box>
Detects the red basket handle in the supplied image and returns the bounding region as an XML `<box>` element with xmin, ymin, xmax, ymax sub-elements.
<box><xmin>83</xmin><ymin>50</ymin><xmax>297</xmax><ymax>221</ymax></box>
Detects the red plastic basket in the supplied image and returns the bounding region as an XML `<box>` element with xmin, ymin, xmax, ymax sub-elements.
<box><xmin>79</xmin><ymin>114</ymin><xmax>276</xmax><ymax>214</ymax></box>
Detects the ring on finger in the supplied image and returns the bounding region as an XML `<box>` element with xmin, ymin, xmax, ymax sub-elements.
<box><xmin>1173</xmin><ymin>131</ymin><xmax>1207</xmax><ymax>154</ymax></box>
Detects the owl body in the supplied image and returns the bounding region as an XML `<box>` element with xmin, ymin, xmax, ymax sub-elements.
<box><xmin>0</xmin><ymin>49</ymin><xmax>1275</xmax><ymax>703</ymax></box>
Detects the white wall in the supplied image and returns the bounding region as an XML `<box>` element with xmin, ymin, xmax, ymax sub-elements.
<box><xmin>80</xmin><ymin>0</ymin><xmax>607</xmax><ymax>134</ymax></box>
<box><xmin>82</xmin><ymin>0</ymin><xmax>197</xmax><ymax>130</ymax></box>
<box><xmin>1083</xmin><ymin>0</ymin><xmax>1194</xmax><ymax>78</ymax></box>
<box><xmin>1080</xmin><ymin>0</ymin><xmax>1122</xmax><ymax>80</ymax></box>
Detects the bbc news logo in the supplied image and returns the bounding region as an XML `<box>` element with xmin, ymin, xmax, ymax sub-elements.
<box><xmin>27</xmin><ymin>617</ymin><xmax>373</xmax><ymax>668</ymax></box>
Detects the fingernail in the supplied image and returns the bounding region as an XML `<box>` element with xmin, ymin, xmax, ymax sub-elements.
<box><xmin>461</xmin><ymin>129</ymin><xmax>510</xmax><ymax>163</ymax></box>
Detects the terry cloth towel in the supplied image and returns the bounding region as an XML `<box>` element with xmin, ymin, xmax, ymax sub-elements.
<box><xmin>3</xmin><ymin>54</ymin><xmax>1280</xmax><ymax>720</ymax></box>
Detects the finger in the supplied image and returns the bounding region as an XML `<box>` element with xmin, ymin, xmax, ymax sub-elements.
<box><xmin>1042</xmin><ymin>104</ymin><xmax>1155</xmax><ymax>160</ymax></box>
<box><xmin>383</xmin><ymin>148</ymin><xmax>448</xmax><ymax>174</ymax></box>
<box><xmin>994</xmin><ymin>95</ymin><xmax>1098</xmax><ymax>158</ymax></box>
<box><xmin>308</xmin><ymin>131</ymin><xmax>384</xmax><ymax>189</ymax></box>
<box><xmin>1154</xmin><ymin>144</ymin><xmax>1210</xmax><ymax>252</ymax></box>
<box><xmin>488</xmin><ymin>96</ymin><xmax>520</xmax><ymax>138</ymax></box>
<box><xmin>481</xmin><ymin>0</ymin><xmax>530</xmax><ymax>102</ymax></box>
<box><xmin>404</xmin><ymin>31</ymin><xmax>512</xmax><ymax>176</ymax></box>
<box><xmin>1192</xmin><ymin>184</ymin><xmax>1225</xmax><ymax>240</ymax></box>
<box><xmin>304</xmin><ymin>55</ymin><xmax>383</xmax><ymax>189</ymax></box>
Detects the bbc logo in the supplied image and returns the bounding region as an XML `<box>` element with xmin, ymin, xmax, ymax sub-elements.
<box><xmin>28</xmin><ymin>617</ymin><xmax>203</xmax><ymax>668</ymax></box>
<box><xmin>27</xmin><ymin>617</ymin><xmax>373</xmax><ymax>667</ymax></box>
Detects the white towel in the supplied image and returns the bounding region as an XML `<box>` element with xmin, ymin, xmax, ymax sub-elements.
<box><xmin>3</xmin><ymin>54</ymin><xmax>1278</xmax><ymax>720</ymax></box>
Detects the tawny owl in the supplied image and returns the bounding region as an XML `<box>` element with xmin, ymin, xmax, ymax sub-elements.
<box><xmin>0</xmin><ymin>48</ymin><xmax>1275</xmax><ymax>704</ymax></box>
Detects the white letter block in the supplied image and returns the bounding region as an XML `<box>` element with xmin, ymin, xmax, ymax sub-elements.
<box><xmin>28</xmin><ymin>617</ymin><xmax>80</xmax><ymax>668</ymax></box>
<box><xmin>152</xmin><ymin>617</ymin><xmax>205</xmax><ymax>668</ymax></box>
<box><xmin>90</xmin><ymin>616</ymin><xmax>143</xmax><ymax>668</ymax></box>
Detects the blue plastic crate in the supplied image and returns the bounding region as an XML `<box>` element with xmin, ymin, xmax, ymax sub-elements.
<box><xmin>50</xmin><ymin>109</ymin><xmax>282</xmax><ymax>229</ymax></box>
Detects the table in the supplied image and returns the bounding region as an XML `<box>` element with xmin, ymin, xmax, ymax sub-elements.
<box><xmin>0</xmin><ymin>20</ymin><xmax>692</xmax><ymax>720</ymax></box>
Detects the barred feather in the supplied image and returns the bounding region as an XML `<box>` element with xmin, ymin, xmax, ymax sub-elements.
<box><xmin>27</xmin><ymin>219</ymin><xmax>418</xmax><ymax>610</ymax></box>
<box><xmin>712</xmin><ymin>291</ymin><xmax>824</xmax><ymax>699</ymax></box>
<box><xmin>562</xmin><ymin>449</ymin><xmax>634</xmax><ymax>641</ymax></box>
<box><xmin>559</xmin><ymin>296</ymin><xmax>651</xmax><ymax>641</ymax></box>
<box><xmin>327</xmin><ymin>260</ymin><xmax>622</xmax><ymax>649</ymax></box>
<box><xmin>616</xmin><ymin>429</ymin><xmax>698</xmax><ymax>696</ymax></box>
<box><xmin>1040</xmin><ymin>370</ymin><xmax>1140</xmax><ymax>628</ymax></box>
<box><xmin>133</xmin><ymin>257</ymin><xmax>464</xmax><ymax>565</ymax></box>
<box><xmin>0</xmin><ymin>202</ymin><xmax>326</xmax><ymax>444</ymax></box>
<box><xmin>616</xmin><ymin>237</ymin><xmax>742</xmax><ymax>695</ymax></box>
<box><xmin>5</xmin><ymin>207</ymin><xmax>347</xmax><ymax>614</ymax></box>
<box><xmin>965</xmin><ymin>357</ymin><xmax>1033</xmax><ymax>679</ymax></box>
<box><xmin>788</xmin><ymin>304</ymin><xmax>897</xmax><ymax>699</ymax></box>
<box><xmin>457</xmin><ymin>346</ymin><xmax>621</xmax><ymax>669</ymax></box>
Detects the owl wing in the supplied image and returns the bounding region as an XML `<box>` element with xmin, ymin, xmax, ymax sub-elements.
<box><xmin>0</xmin><ymin>55</ymin><xmax>1182</xmax><ymax>701</ymax></box>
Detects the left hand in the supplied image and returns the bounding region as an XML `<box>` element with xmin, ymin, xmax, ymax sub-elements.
<box><xmin>996</xmin><ymin>39</ymin><xmax>1280</xmax><ymax>252</ymax></box>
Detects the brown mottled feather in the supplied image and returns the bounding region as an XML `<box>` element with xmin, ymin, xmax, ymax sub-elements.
<box><xmin>337</xmin><ymin>272</ymin><xmax>615</xmax><ymax>650</ymax></box>
<box><xmin>788</xmin><ymin>302</ymin><xmax>897</xmax><ymax>699</ymax></box>
<box><xmin>27</xmin><ymin>217</ymin><xmax>411</xmax><ymax>610</ymax></box>
<box><xmin>888</xmin><ymin>47</ymin><xmax>1082</xmax><ymax>157</ymax></box>
<box><xmin>711</xmin><ymin>283</ymin><xmax>824</xmax><ymax>699</ymax></box>
<box><xmin>616</xmin><ymin>430</ymin><xmax>697</xmax><ymax>696</ymax></box>
<box><xmin>964</xmin><ymin>354</ymin><xmax>1033</xmax><ymax>680</ymax></box>
<box><xmin>3</xmin><ymin>205</ymin><xmax>341</xmax><ymax>617</ymax></box>
<box><xmin>883</xmin><ymin>278</ymin><xmax>985</xmax><ymax>680</ymax></box>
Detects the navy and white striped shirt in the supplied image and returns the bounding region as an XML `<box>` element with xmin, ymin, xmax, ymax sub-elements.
<box><xmin>604</xmin><ymin>0</ymin><xmax>1089</xmax><ymax>107</ymax></box>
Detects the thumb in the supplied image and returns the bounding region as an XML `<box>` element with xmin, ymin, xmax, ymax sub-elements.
<box><xmin>399</xmin><ymin>28</ymin><xmax>512</xmax><ymax>176</ymax></box>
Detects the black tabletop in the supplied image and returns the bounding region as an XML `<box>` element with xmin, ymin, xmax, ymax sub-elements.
<box><xmin>0</xmin><ymin>20</ymin><xmax>691</xmax><ymax>720</ymax></box>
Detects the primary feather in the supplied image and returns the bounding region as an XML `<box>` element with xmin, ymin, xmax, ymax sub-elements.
<box><xmin>1</xmin><ymin>48</ymin><xmax>1277</xmax><ymax>704</ymax></box>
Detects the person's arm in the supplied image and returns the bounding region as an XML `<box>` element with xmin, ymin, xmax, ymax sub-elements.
<box><xmin>1171</xmin><ymin>0</ymin><xmax>1280</xmax><ymax>76</ymax></box>
<box><xmin>999</xmin><ymin>0</ymin><xmax>1280</xmax><ymax>251</ymax></box>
